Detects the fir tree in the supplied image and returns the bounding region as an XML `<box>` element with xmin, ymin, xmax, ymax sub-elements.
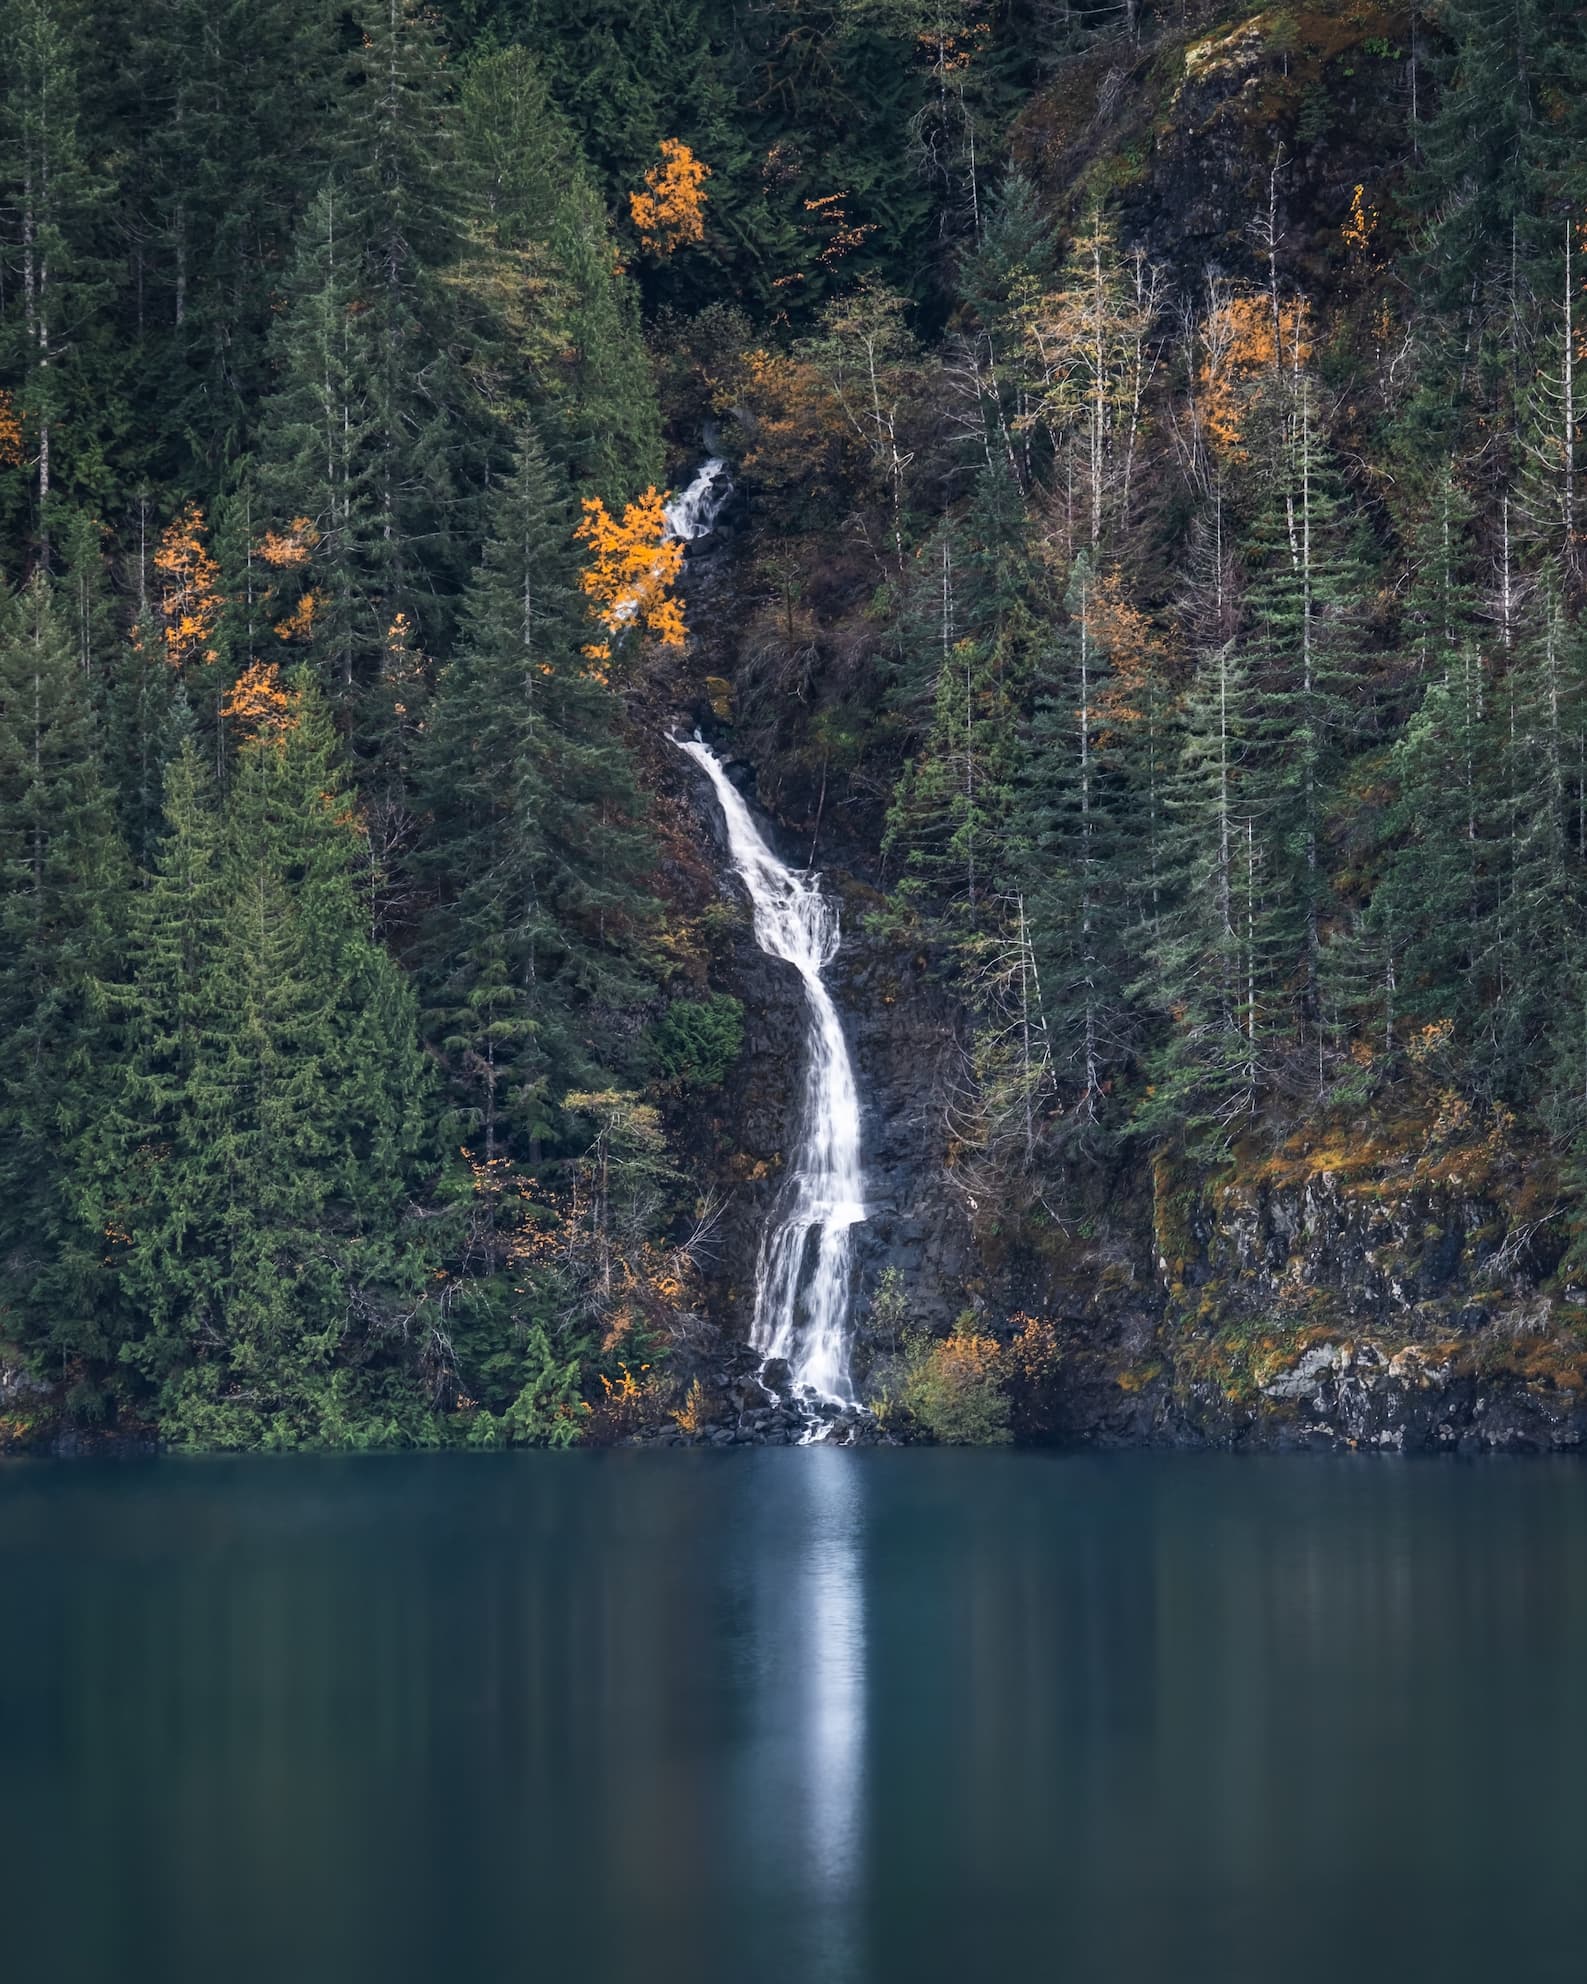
<box><xmin>419</xmin><ymin>427</ymin><xmax>657</xmax><ymax>1178</ymax></box>
<box><xmin>86</xmin><ymin>685</ymin><xmax>434</xmax><ymax>1448</ymax></box>
<box><xmin>1011</xmin><ymin>554</ymin><xmax>1130</xmax><ymax>1138</ymax></box>
<box><xmin>0</xmin><ymin>572</ymin><xmax>127</xmax><ymax>1365</ymax></box>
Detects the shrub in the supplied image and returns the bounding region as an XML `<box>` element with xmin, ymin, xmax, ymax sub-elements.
<box><xmin>900</xmin><ymin>1319</ymin><xmax>1012</xmax><ymax>1445</ymax></box>
<box><xmin>673</xmin><ymin>1376</ymin><xmax>711</xmax><ymax>1435</ymax></box>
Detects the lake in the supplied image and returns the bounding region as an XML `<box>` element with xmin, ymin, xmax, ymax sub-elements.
<box><xmin>2</xmin><ymin>1449</ymin><xmax>1585</xmax><ymax>1983</ymax></box>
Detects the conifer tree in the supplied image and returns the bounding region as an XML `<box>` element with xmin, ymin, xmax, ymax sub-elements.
<box><xmin>1135</xmin><ymin>630</ymin><xmax>1267</xmax><ymax>1149</ymax></box>
<box><xmin>111</xmin><ymin>0</ymin><xmax>342</xmax><ymax>477</ymax></box>
<box><xmin>419</xmin><ymin>427</ymin><xmax>657</xmax><ymax>1176</ymax></box>
<box><xmin>458</xmin><ymin>48</ymin><xmax>662</xmax><ymax>499</ymax></box>
<box><xmin>86</xmin><ymin>685</ymin><xmax>433</xmax><ymax>1448</ymax></box>
<box><xmin>1239</xmin><ymin>384</ymin><xmax>1375</xmax><ymax>1062</ymax></box>
<box><xmin>252</xmin><ymin>1</ymin><xmax>490</xmax><ymax>756</ymax></box>
<box><xmin>0</xmin><ymin>572</ymin><xmax>127</xmax><ymax>1361</ymax></box>
<box><xmin>0</xmin><ymin>0</ymin><xmax>112</xmax><ymax>567</ymax></box>
<box><xmin>1010</xmin><ymin>554</ymin><xmax>1130</xmax><ymax>1137</ymax></box>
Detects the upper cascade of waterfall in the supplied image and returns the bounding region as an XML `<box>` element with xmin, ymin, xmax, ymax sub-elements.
<box><xmin>664</xmin><ymin>457</ymin><xmax>731</xmax><ymax>544</ymax></box>
<box><xmin>673</xmin><ymin>735</ymin><xmax>865</xmax><ymax>1404</ymax></box>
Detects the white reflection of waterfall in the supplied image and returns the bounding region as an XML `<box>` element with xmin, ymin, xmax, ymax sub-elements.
<box><xmin>727</xmin><ymin>1449</ymin><xmax>867</xmax><ymax>1978</ymax></box>
<box><xmin>798</xmin><ymin>1449</ymin><xmax>866</xmax><ymax>1914</ymax></box>
<box><xmin>673</xmin><ymin>737</ymin><xmax>866</xmax><ymax>1399</ymax></box>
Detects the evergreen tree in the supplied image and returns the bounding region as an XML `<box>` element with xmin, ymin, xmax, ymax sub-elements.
<box><xmin>0</xmin><ymin>572</ymin><xmax>126</xmax><ymax>1366</ymax></box>
<box><xmin>252</xmin><ymin>1</ymin><xmax>492</xmax><ymax>754</ymax></box>
<box><xmin>419</xmin><ymin>427</ymin><xmax>657</xmax><ymax>1178</ymax></box>
<box><xmin>1416</xmin><ymin>0</ymin><xmax>1587</xmax><ymax>310</ymax></box>
<box><xmin>1010</xmin><ymin>554</ymin><xmax>1130</xmax><ymax>1138</ymax></box>
<box><xmin>1239</xmin><ymin>385</ymin><xmax>1375</xmax><ymax>1064</ymax></box>
<box><xmin>85</xmin><ymin>685</ymin><xmax>433</xmax><ymax>1448</ymax></box>
<box><xmin>107</xmin><ymin>0</ymin><xmax>342</xmax><ymax>481</ymax></box>
<box><xmin>457</xmin><ymin>47</ymin><xmax>661</xmax><ymax>499</ymax></box>
<box><xmin>0</xmin><ymin>0</ymin><xmax>114</xmax><ymax>567</ymax></box>
<box><xmin>1135</xmin><ymin>629</ymin><xmax>1268</xmax><ymax>1150</ymax></box>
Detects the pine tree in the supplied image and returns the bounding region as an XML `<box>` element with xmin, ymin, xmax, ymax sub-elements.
<box><xmin>1135</xmin><ymin>630</ymin><xmax>1268</xmax><ymax>1150</ymax></box>
<box><xmin>418</xmin><ymin>427</ymin><xmax>657</xmax><ymax>1178</ymax></box>
<box><xmin>252</xmin><ymin>2</ymin><xmax>492</xmax><ymax>753</ymax></box>
<box><xmin>109</xmin><ymin>0</ymin><xmax>342</xmax><ymax>479</ymax></box>
<box><xmin>0</xmin><ymin>0</ymin><xmax>113</xmax><ymax>568</ymax></box>
<box><xmin>1415</xmin><ymin>0</ymin><xmax>1551</xmax><ymax>308</ymax></box>
<box><xmin>457</xmin><ymin>46</ymin><xmax>662</xmax><ymax>499</ymax></box>
<box><xmin>0</xmin><ymin>572</ymin><xmax>127</xmax><ymax>1366</ymax></box>
<box><xmin>1010</xmin><ymin>554</ymin><xmax>1130</xmax><ymax>1137</ymax></box>
<box><xmin>1238</xmin><ymin>384</ymin><xmax>1375</xmax><ymax>1067</ymax></box>
<box><xmin>86</xmin><ymin>684</ymin><xmax>434</xmax><ymax>1448</ymax></box>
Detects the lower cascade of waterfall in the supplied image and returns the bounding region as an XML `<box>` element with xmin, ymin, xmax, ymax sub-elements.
<box><xmin>674</xmin><ymin>737</ymin><xmax>867</xmax><ymax>1406</ymax></box>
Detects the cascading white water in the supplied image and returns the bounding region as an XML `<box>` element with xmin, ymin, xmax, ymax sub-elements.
<box><xmin>674</xmin><ymin>738</ymin><xmax>866</xmax><ymax>1401</ymax></box>
<box><xmin>664</xmin><ymin>457</ymin><xmax>731</xmax><ymax>544</ymax></box>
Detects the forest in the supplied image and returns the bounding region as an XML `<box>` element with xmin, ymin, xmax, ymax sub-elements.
<box><xmin>2</xmin><ymin>0</ymin><xmax>1587</xmax><ymax>1451</ymax></box>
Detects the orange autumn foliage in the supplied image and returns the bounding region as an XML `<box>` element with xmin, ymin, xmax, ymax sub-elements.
<box><xmin>257</xmin><ymin>516</ymin><xmax>318</xmax><ymax>569</ymax></box>
<box><xmin>629</xmin><ymin>138</ymin><xmax>710</xmax><ymax>257</ymax></box>
<box><xmin>801</xmin><ymin>190</ymin><xmax>876</xmax><ymax>270</ymax></box>
<box><xmin>727</xmin><ymin>344</ymin><xmax>860</xmax><ymax>514</ymax></box>
<box><xmin>575</xmin><ymin>486</ymin><xmax>686</xmax><ymax>650</ymax></box>
<box><xmin>1342</xmin><ymin>182</ymin><xmax>1378</xmax><ymax>261</ymax></box>
<box><xmin>1083</xmin><ymin>570</ymin><xmax>1170</xmax><ymax>732</ymax></box>
<box><xmin>1197</xmin><ymin>294</ymin><xmax>1312</xmax><ymax>460</ymax></box>
<box><xmin>221</xmin><ymin>660</ymin><xmax>296</xmax><ymax>743</ymax></box>
<box><xmin>275</xmin><ymin>589</ymin><xmax>322</xmax><ymax>643</ymax></box>
<box><xmin>155</xmin><ymin>504</ymin><xmax>223</xmax><ymax>670</ymax></box>
<box><xmin>0</xmin><ymin>390</ymin><xmax>22</xmax><ymax>468</ymax></box>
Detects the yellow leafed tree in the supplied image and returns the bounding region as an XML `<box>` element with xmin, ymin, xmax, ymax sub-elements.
<box><xmin>221</xmin><ymin>660</ymin><xmax>296</xmax><ymax>743</ymax></box>
<box><xmin>629</xmin><ymin>139</ymin><xmax>710</xmax><ymax>257</ymax></box>
<box><xmin>154</xmin><ymin>505</ymin><xmax>223</xmax><ymax>670</ymax></box>
<box><xmin>0</xmin><ymin>390</ymin><xmax>22</xmax><ymax>468</ymax></box>
<box><xmin>1196</xmin><ymin>293</ymin><xmax>1311</xmax><ymax>461</ymax></box>
<box><xmin>575</xmin><ymin>486</ymin><xmax>685</xmax><ymax>654</ymax></box>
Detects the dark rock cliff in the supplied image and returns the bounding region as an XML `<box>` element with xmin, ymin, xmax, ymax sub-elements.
<box><xmin>648</xmin><ymin>4</ymin><xmax>1587</xmax><ymax>1456</ymax></box>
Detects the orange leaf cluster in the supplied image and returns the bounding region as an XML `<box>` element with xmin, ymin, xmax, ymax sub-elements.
<box><xmin>671</xmin><ymin>1377</ymin><xmax>711</xmax><ymax>1437</ymax></box>
<box><xmin>275</xmin><ymin>589</ymin><xmax>322</xmax><ymax>643</ymax></box>
<box><xmin>1197</xmin><ymin>295</ymin><xmax>1312</xmax><ymax>460</ymax></box>
<box><xmin>931</xmin><ymin>1328</ymin><xmax>1004</xmax><ymax>1389</ymax></box>
<box><xmin>802</xmin><ymin>190</ymin><xmax>877</xmax><ymax>269</ymax></box>
<box><xmin>155</xmin><ymin>505</ymin><xmax>223</xmax><ymax>670</ymax></box>
<box><xmin>1005</xmin><ymin>1313</ymin><xmax>1062</xmax><ymax>1391</ymax></box>
<box><xmin>729</xmin><ymin>345</ymin><xmax>855</xmax><ymax>504</ymax></box>
<box><xmin>629</xmin><ymin>138</ymin><xmax>710</xmax><ymax>257</ymax></box>
<box><xmin>1342</xmin><ymin>183</ymin><xmax>1378</xmax><ymax>260</ymax></box>
<box><xmin>257</xmin><ymin>517</ymin><xmax>318</xmax><ymax>569</ymax></box>
<box><xmin>915</xmin><ymin>17</ymin><xmax>990</xmax><ymax>75</ymax></box>
<box><xmin>221</xmin><ymin>660</ymin><xmax>296</xmax><ymax>744</ymax></box>
<box><xmin>575</xmin><ymin>486</ymin><xmax>686</xmax><ymax>650</ymax></box>
<box><xmin>0</xmin><ymin>390</ymin><xmax>22</xmax><ymax>469</ymax></box>
<box><xmin>1084</xmin><ymin>570</ymin><xmax>1170</xmax><ymax>732</ymax></box>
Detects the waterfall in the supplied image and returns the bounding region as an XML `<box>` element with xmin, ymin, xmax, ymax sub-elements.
<box><xmin>663</xmin><ymin>457</ymin><xmax>731</xmax><ymax>544</ymax></box>
<box><xmin>674</xmin><ymin>739</ymin><xmax>866</xmax><ymax>1401</ymax></box>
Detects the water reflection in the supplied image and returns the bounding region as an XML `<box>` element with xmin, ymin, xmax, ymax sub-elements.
<box><xmin>3</xmin><ymin>1453</ymin><xmax>1587</xmax><ymax>1984</ymax></box>
<box><xmin>725</xmin><ymin>1446</ymin><xmax>866</xmax><ymax>1979</ymax></box>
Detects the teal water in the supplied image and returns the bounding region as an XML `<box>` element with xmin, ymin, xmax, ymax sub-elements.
<box><xmin>3</xmin><ymin>1450</ymin><xmax>1585</xmax><ymax>1983</ymax></box>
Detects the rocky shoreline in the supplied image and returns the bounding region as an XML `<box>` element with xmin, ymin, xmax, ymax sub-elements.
<box><xmin>618</xmin><ymin>1355</ymin><xmax>893</xmax><ymax>1449</ymax></box>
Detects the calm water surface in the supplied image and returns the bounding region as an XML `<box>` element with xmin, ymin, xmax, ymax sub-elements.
<box><xmin>3</xmin><ymin>1450</ymin><xmax>1585</xmax><ymax>1983</ymax></box>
